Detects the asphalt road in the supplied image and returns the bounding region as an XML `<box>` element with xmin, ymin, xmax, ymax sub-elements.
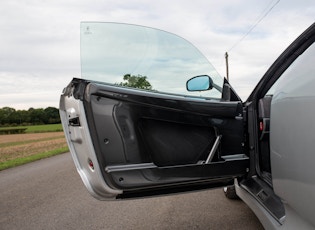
<box><xmin>0</xmin><ymin>153</ymin><xmax>263</xmax><ymax>230</ymax></box>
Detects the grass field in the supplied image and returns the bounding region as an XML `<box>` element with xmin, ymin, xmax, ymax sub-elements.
<box><xmin>0</xmin><ymin>123</ymin><xmax>63</xmax><ymax>133</ymax></box>
<box><xmin>0</xmin><ymin>124</ymin><xmax>69</xmax><ymax>170</ymax></box>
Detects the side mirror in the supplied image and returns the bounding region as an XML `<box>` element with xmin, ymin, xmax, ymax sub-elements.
<box><xmin>186</xmin><ymin>75</ymin><xmax>213</xmax><ymax>91</ymax></box>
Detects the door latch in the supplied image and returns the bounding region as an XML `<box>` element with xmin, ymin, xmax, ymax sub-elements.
<box><xmin>69</xmin><ymin>117</ymin><xmax>80</xmax><ymax>126</ymax></box>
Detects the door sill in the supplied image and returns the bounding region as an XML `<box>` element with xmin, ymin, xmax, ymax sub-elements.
<box><xmin>240</xmin><ymin>176</ymin><xmax>285</xmax><ymax>224</ymax></box>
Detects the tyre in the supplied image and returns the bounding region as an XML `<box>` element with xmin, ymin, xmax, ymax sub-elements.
<box><xmin>223</xmin><ymin>185</ymin><xmax>239</xmax><ymax>199</ymax></box>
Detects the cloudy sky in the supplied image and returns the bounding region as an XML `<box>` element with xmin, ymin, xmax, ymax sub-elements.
<box><xmin>1</xmin><ymin>0</ymin><xmax>314</xmax><ymax>109</ymax></box>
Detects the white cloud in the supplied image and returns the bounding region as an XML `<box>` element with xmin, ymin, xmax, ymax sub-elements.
<box><xmin>0</xmin><ymin>0</ymin><xmax>314</xmax><ymax>109</ymax></box>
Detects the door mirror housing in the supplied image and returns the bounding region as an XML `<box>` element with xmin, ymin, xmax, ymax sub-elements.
<box><xmin>186</xmin><ymin>75</ymin><xmax>213</xmax><ymax>91</ymax></box>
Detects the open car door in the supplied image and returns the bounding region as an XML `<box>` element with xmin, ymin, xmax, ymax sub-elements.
<box><xmin>59</xmin><ymin>22</ymin><xmax>249</xmax><ymax>200</ymax></box>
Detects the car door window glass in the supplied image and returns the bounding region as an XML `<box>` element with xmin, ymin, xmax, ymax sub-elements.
<box><xmin>80</xmin><ymin>22</ymin><xmax>223</xmax><ymax>99</ymax></box>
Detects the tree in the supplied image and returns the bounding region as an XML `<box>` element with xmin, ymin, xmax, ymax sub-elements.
<box><xmin>0</xmin><ymin>106</ymin><xmax>61</xmax><ymax>126</ymax></box>
<box><xmin>29</xmin><ymin>108</ymin><xmax>45</xmax><ymax>125</ymax></box>
<box><xmin>119</xmin><ymin>74</ymin><xmax>153</xmax><ymax>90</ymax></box>
<box><xmin>44</xmin><ymin>107</ymin><xmax>60</xmax><ymax>124</ymax></box>
<box><xmin>0</xmin><ymin>107</ymin><xmax>16</xmax><ymax>125</ymax></box>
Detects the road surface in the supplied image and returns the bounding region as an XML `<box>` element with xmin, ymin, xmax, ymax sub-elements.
<box><xmin>0</xmin><ymin>153</ymin><xmax>263</xmax><ymax>229</ymax></box>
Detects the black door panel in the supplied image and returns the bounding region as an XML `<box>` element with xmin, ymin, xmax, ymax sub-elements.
<box><xmin>106</xmin><ymin>158</ymin><xmax>249</xmax><ymax>190</ymax></box>
<box><xmin>86</xmin><ymin>82</ymin><xmax>242</xmax><ymax>117</ymax></box>
<box><xmin>138</xmin><ymin>119</ymin><xmax>215</xmax><ymax>166</ymax></box>
<box><xmin>81</xmin><ymin>81</ymin><xmax>248</xmax><ymax>193</ymax></box>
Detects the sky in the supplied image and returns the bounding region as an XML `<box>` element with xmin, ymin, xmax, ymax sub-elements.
<box><xmin>0</xmin><ymin>0</ymin><xmax>314</xmax><ymax>110</ymax></box>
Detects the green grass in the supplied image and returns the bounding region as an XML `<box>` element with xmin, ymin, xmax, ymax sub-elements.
<box><xmin>0</xmin><ymin>124</ymin><xmax>63</xmax><ymax>133</ymax></box>
<box><xmin>0</xmin><ymin>146</ymin><xmax>69</xmax><ymax>171</ymax></box>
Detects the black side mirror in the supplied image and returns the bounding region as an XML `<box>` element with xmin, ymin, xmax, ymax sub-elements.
<box><xmin>186</xmin><ymin>75</ymin><xmax>213</xmax><ymax>91</ymax></box>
